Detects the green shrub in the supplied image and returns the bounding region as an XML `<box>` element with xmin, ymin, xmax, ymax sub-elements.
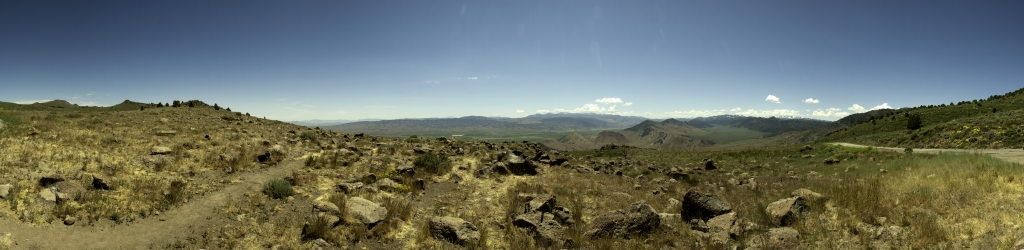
<box><xmin>299</xmin><ymin>132</ymin><xmax>318</xmax><ymax>143</ymax></box>
<box><xmin>263</xmin><ymin>179</ymin><xmax>293</xmax><ymax>199</ymax></box>
<box><xmin>414</xmin><ymin>152</ymin><xmax>451</xmax><ymax>174</ymax></box>
<box><xmin>905</xmin><ymin>147</ymin><xmax>913</xmax><ymax>154</ymax></box>
<box><xmin>302</xmin><ymin>213</ymin><xmax>333</xmax><ymax>240</ymax></box>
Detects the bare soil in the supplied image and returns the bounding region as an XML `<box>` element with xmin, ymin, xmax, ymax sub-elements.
<box><xmin>831</xmin><ymin>142</ymin><xmax>1024</xmax><ymax>164</ymax></box>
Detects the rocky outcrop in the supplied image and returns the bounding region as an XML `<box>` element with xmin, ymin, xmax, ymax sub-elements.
<box><xmin>510</xmin><ymin>194</ymin><xmax>575</xmax><ymax>247</ymax></box>
<box><xmin>430</xmin><ymin>216</ymin><xmax>480</xmax><ymax>246</ymax></box>
<box><xmin>583</xmin><ymin>201</ymin><xmax>660</xmax><ymax>239</ymax></box>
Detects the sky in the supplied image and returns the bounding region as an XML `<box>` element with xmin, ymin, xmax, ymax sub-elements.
<box><xmin>2</xmin><ymin>1</ymin><xmax>1022</xmax><ymax>121</ymax></box>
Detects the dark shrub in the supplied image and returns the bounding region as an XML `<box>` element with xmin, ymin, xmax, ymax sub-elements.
<box><xmin>263</xmin><ymin>179</ymin><xmax>293</xmax><ymax>199</ymax></box>
<box><xmin>414</xmin><ymin>152</ymin><xmax>451</xmax><ymax>174</ymax></box>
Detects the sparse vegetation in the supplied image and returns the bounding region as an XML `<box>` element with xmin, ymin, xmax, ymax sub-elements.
<box><xmin>413</xmin><ymin>151</ymin><xmax>451</xmax><ymax>174</ymax></box>
<box><xmin>263</xmin><ymin>179</ymin><xmax>293</xmax><ymax>199</ymax></box>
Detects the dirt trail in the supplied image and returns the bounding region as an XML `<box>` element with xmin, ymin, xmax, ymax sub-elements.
<box><xmin>830</xmin><ymin>142</ymin><xmax>1024</xmax><ymax>165</ymax></box>
<box><xmin>0</xmin><ymin>158</ymin><xmax>304</xmax><ymax>249</ymax></box>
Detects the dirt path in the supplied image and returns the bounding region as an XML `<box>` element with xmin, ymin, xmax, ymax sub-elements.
<box><xmin>830</xmin><ymin>142</ymin><xmax>1024</xmax><ymax>165</ymax></box>
<box><xmin>0</xmin><ymin>158</ymin><xmax>304</xmax><ymax>249</ymax></box>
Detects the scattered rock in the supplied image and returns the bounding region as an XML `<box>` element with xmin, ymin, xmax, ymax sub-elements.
<box><xmin>799</xmin><ymin>145</ymin><xmax>813</xmax><ymax>152</ymax></box>
<box><xmin>429</xmin><ymin>216</ymin><xmax>480</xmax><ymax>246</ymax></box>
<box><xmin>666</xmin><ymin>198</ymin><xmax>682</xmax><ymax>211</ymax></box>
<box><xmin>583</xmin><ymin>201</ymin><xmax>661</xmax><ymax>239</ymax></box>
<box><xmin>396</xmin><ymin>165</ymin><xmax>415</xmax><ymax>175</ymax></box>
<box><xmin>707</xmin><ymin>212</ymin><xmax>743</xmax><ymax>245</ymax></box>
<box><xmin>518</xmin><ymin>194</ymin><xmax>556</xmax><ymax>213</ymax></box>
<box><xmin>360</xmin><ymin>173</ymin><xmax>377</xmax><ymax>184</ymax></box>
<box><xmin>335</xmin><ymin>182</ymin><xmax>364</xmax><ymax>194</ymax></box>
<box><xmin>38</xmin><ymin>174</ymin><xmax>65</xmax><ymax>187</ymax></box>
<box><xmin>659</xmin><ymin>213</ymin><xmax>682</xmax><ymax>230</ymax></box>
<box><xmin>791</xmin><ymin>188</ymin><xmax>825</xmax><ymax>202</ymax></box>
<box><xmin>681</xmin><ymin>189</ymin><xmax>732</xmax><ymax>220</ymax></box>
<box><xmin>346</xmin><ymin>197</ymin><xmax>387</xmax><ymax>226</ymax></box>
<box><xmin>64</xmin><ymin>215</ymin><xmax>76</xmax><ymax>226</ymax></box>
<box><xmin>313</xmin><ymin>200</ymin><xmax>342</xmax><ymax>217</ymax></box>
<box><xmin>749</xmin><ymin>227</ymin><xmax>800</xmax><ymax>249</ymax></box>
<box><xmin>0</xmin><ymin>184</ymin><xmax>10</xmax><ymax>199</ymax></box>
<box><xmin>54</xmin><ymin>181</ymin><xmax>86</xmax><ymax>201</ymax></box>
<box><xmin>824</xmin><ymin>158</ymin><xmax>840</xmax><ymax>165</ymax></box>
<box><xmin>313</xmin><ymin>238</ymin><xmax>332</xmax><ymax>247</ymax></box>
<box><xmin>376</xmin><ymin>178</ymin><xmax>400</xmax><ymax>192</ymax></box>
<box><xmin>257</xmin><ymin>151</ymin><xmax>271</xmax><ymax>163</ymax></box>
<box><xmin>155</xmin><ymin>130</ymin><xmax>177</xmax><ymax>136</ymax></box>
<box><xmin>502</xmin><ymin>152</ymin><xmax>540</xmax><ymax>175</ymax></box>
<box><xmin>92</xmin><ymin>176</ymin><xmax>112</xmax><ymax>190</ymax></box>
<box><xmin>151</xmin><ymin>146</ymin><xmax>173</xmax><ymax>155</ymax></box>
<box><xmin>766</xmin><ymin>197</ymin><xmax>810</xmax><ymax>226</ymax></box>
<box><xmin>513</xmin><ymin>212</ymin><xmax>566</xmax><ymax>246</ymax></box>
<box><xmin>38</xmin><ymin>188</ymin><xmax>57</xmax><ymax>203</ymax></box>
<box><xmin>704</xmin><ymin>159</ymin><xmax>717</xmax><ymax>170</ymax></box>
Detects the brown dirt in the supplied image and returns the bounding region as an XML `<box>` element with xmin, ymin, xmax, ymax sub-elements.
<box><xmin>831</xmin><ymin>142</ymin><xmax>1024</xmax><ymax>164</ymax></box>
<box><xmin>0</xmin><ymin>157</ymin><xmax>305</xmax><ymax>249</ymax></box>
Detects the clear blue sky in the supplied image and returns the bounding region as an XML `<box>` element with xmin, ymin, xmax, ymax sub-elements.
<box><xmin>2</xmin><ymin>1</ymin><xmax>1022</xmax><ymax>121</ymax></box>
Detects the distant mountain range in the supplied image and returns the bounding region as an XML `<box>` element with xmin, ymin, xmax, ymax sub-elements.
<box><xmin>323</xmin><ymin>113</ymin><xmax>650</xmax><ymax>136</ymax></box>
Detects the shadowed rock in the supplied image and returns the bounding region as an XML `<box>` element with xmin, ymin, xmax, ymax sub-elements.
<box><xmin>346</xmin><ymin>197</ymin><xmax>387</xmax><ymax>227</ymax></box>
<box><xmin>583</xmin><ymin>201</ymin><xmax>660</xmax><ymax>239</ymax></box>
<box><xmin>681</xmin><ymin>189</ymin><xmax>732</xmax><ymax>220</ymax></box>
<box><xmin>766</xmin><ymin>197</ymin><xmax>810</xmax><ymax>226</ymax></box>
<box><xmin>430</xmin><ymin>216</ymin><xmax>480</xmax><ymax>246</ymax></box>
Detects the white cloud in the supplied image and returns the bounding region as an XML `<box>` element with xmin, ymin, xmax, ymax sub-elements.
<box><xmin>515</xmin><ymin>110</ymin><xmax>525</xmax><ymax>113</ymax></box>
<box><xmin>848</xmin><ymin>104</ymin><xmax>866</xmax><ymax>113</ymax></box>
<box><xmin>847</xmin><ymin>103</ymin><xmax>891</xmax><ymax>113</ymax></box>
<box><xmin>730</xmin><ymin>107</ymin><xmax>742</xmax><ymax>112</ymax></box>
<box><xmin>803</xmin><ymin>98</ymin><xmax>819</xmax><ymax>104</ymax></box>
<box><xmin>536</xmin><ymin>109</ymin><xmax>551</xmax><ymax>113</ymax></box>
<box><xmin>811</xmin><ymin>108</ymin><xmax>850</xmax><ymax>117</ymax></box>
<box><xmin>468</xmin><ymin>77</ymin><xmax>478</xmax><ymax>80</ymax></box>
<box><xmin>623</xmin><ymin>102</ymin><xmax>633</xmax><ymax>106</ymax></box>
<box><xmin>594</xmin><ymin>98</ymin><xmax>623</xmax><ymax>105</ymax></box>
<box><xmin>12</xmin><ymin>100</ymin><xmax>53</xmax><ymax>104</ymax></box>
<box><xmin>766</xmin><ymin>95</ymin><xmax>780</xmax><ymax>104</ymax></box>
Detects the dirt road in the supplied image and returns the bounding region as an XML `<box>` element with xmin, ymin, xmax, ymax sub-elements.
<box><xmin>830</xmin><ymin>142</ymin><xmax>1024</xmax><ymax>165</ymax></box>
<box><xmin>0</xmin><ymin>158</ymin><xmax>304</xmax><ymax>249</ymax></box>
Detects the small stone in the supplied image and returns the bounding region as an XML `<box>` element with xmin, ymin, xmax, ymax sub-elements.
<box><xmin>0</xmin><ymin>184</ymin><xmax>12</xmax><ymax>199</ymax></box>
<box><xmin>151</xmin><ymin>146</ymin><xmax>173</xmax><ymax>155</ymax></box>
<box><xmin>64</xmin><ymin>215</ymin><xmax>76</xmax><ymax>225</ymax></box>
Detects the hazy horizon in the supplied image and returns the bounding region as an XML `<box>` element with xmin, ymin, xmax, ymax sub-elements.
<box><xmin>3</xmin><ymin>1</ymin><xmax>1022</xmax><ymax>122</ymax></box>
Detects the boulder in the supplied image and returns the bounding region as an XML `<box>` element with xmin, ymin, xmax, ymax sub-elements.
<box><xmin>335</xmin><ymin>182</ymin><xmax>364</xmax><ymax>194</ymax></box>
<box><xmin>396</xmin><ymin>165</ymin><xmax>415</xmax><ymax>175</ymax></box>
<box><xmin>824</xmin><ymin>158</ymin><xmax>840</xmax><ymax>165</ymax></box>
<box><xmin>38</xmin><ymin>188</ymin><xmax>57</xmax><ymax>203</ymax></box>
<box><xmin>64</xmin><ymin>215</ymin><xmax>76</xmax><ymax>226</ymax></box>
<box><xmin>360</xmin><ymin>173</ymin><xmax>377</xmax><ymax>184</ymax></box>
<box><xmin>704</xmin><ymin>159</ymin><xmax>717</xmax><ymax>170</ymax></box>
<box><xmin>346</xmin><ymin>197</ymin><xmax>387</xmax><ymax>226</ymax></box>
<box><xmin>502</xmin><ymin>153</ymin><xmax>540</xmax><ymax>175</ymax></box>
<box><xmin>151</xmin><ymin>146</ymin><xmax>173</xmax><ymax>155</ymax></box>
<box><xmin>0</xmin><ymin>184</ymin><xmax>11</xmax><ymax>199</ymax></box>
<box><xmin>659</xmin><ymin>213</ymin><xmax>682</xmax><ymax>230</ymax></box>
<box><xmin>93</xmin><ymin>176</ymin><xmax>112</xmax><ymax>190</ymax></box>
<box><xmin>313</xmin><ymin>200</ymin><xmax>342</xmax><ymax>217</ymax></box>
<box><xmin>38</xmin><ymin>174</ymin><xmax>65</xmax><ymax>187</ymax></box>
<box><xmin>766</xmin><ymin>197</ymin><xmax>810</xmax><ymax>226</ymax></box>
<box><xmin>707</xmin><ymin>212</ymin><xmax>736</xmax><ymax>245</ymax></box>
<box><xmin>513</xmin><ymin>212</ymin><xmax>566</xmax><ymax>246</ymax></box>
<box><xmin>55</xmin><ymin>181</ymin><xmax>86</xmax><ymax>201</ymax></box>
<box><xmin>257</xmin><ymin>151</ymin><xmax>271</xmax><ymax>163</ymax></box>
<box><xmin>791</xmin><ymin>188</ymin><xmax>825</xmax><ymax>202</ymax></box>
<box><xmin>429</xmin><ymin>216</ymin><xmax>480</xmax><ymax>246</ymax></box>
<box><xmin>681</xmin><ymin>189</ymin><xmax>732</xmax><ymax>220</ymax></box>
<box><xmin>799</xmin><ymin>145</ymin><xmax>813</xmax><ymax>152</ymax></box>
<box><xmin>517</xmin><ymin>194</ymin><xmax>556</xmax><ymax>213</ymax></box>
<box><xmin>762</xmin><ymin>227</ymin><xmax>800</xmax><ymax>248</ymax></box>
<box><xmin>376</xmin><ymin>178</ymin><xmax>400</xmax><ymax>192</ymax></box>
<box><xmin>583</xmin><ymin>201</ymin><xmax>661</xmax><ymax>239</ymax></box>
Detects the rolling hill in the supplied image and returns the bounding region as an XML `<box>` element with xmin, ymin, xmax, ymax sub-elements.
<box><xmin>324</xmin><ymin>113</ymin><xmax>649</xmax><ymax>137</ymax></box>
<box><xmin>540</xmin><ymin>118</ymin><xmax>715</xmax><ymax>151</ymax></box>
<box><xmin>821</xmin><ymin>87</ymin><xmax>1024</xmax><ymax>149</ymax></box>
